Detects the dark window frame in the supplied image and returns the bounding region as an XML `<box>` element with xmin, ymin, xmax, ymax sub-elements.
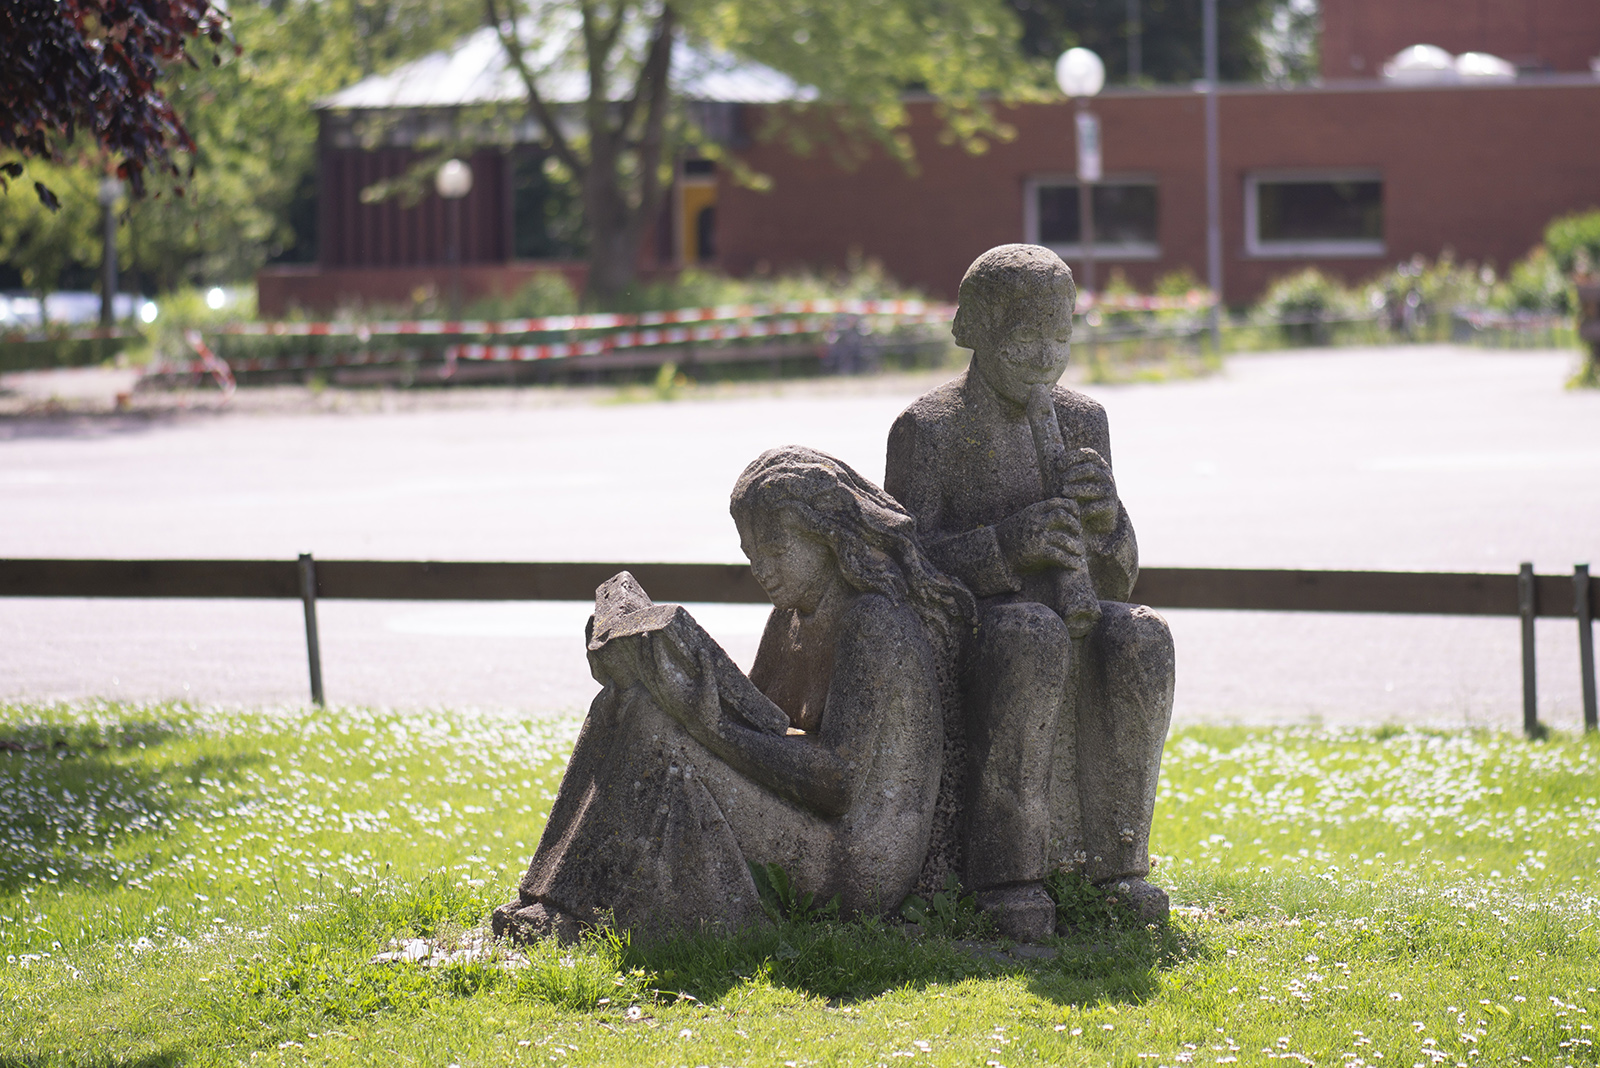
<box><xmin>1245</xmin><ymin>170</ymin><xmax>1385</xmax><ymax>258</ymax></box>
<box><xmin>1024</xmin><ymin>175</ymin><xmax>1161</xmax><ymax>260</ymax></box>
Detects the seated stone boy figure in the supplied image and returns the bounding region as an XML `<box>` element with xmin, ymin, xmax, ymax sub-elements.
<box><xmin>885</xmin><ymin>244</ymin><xmax>1175</xmax><ymax>941</ymax></box>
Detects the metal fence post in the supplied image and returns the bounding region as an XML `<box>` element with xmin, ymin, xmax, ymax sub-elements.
<box><xmin>298</xmin><ymin>553</ymin><xmax>325</xmax><ymax>707</ymax></box>
<box><xmin>1577</xmin><ymin>563</ymin><xmax>1597</xmax><ymax>732</ymax></box>
<box><xmin>1519</xmin><ymin>562</ymin><xmax>1540</xmax><ymax>738</ymax></box>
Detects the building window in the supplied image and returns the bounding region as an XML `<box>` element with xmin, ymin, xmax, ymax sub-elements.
<box><xmin>1024</xmin><ymin>176</ymin><xmax>1159</xmax><ymax>259</ymax></box>
<box><xmin>1246</xmin><ymin>171</ymin><xmax>1384</xmax><ymax>257</ymax></box>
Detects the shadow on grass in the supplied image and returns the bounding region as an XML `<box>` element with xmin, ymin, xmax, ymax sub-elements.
<box><xmin>213</xmin><ymin>880</ymin><xmax>1207</xmax><ymax>1035</ymax></box>
<box><xmin>0</xmin><ymin>714</ymin><xmax>267</xmax><ymax>896</ymax></box>
<box><xmin>0</xmin><ymin>716</ymin><xmax>186</xmax><ymax>754</ymax></box>
<box><xmin>623</xmin><ymin>914</ymin><xmax>1206</xmax><ymax>1009</ymax></box>
<box><xmin>1025</xmin><ymin>922</ymin><xmax>1208</xmax><ymax>1006</ymax></box>
<box><xmin>0</xmin><ymin>1050</ymin><xmax>186</xmax><ymax>1068</ymax></box>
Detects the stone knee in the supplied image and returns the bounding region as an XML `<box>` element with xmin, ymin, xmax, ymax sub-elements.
<box><xmin>963</xmin><ymin>601</ymin><xmax>1071</xmax><ymax>890</ymax></box>
<box><xmin>974</xmin><ymin>601</ymin><xmax>1074</xmax><ymax>673</ymax></box>
<box><xmin>1076</xmin><ymin>601</ymin><xmax>1175</xmax><ymax>883</ymax></box>
<box><xmin>1096</xmin><ymin>601</ymin><xmax>1174</xmax><ymax>670</ymax></box>
<box><xmin>1083</xmin><ymin>602</ymin><xmax>1174</xmax><ymax>732</ymax></box>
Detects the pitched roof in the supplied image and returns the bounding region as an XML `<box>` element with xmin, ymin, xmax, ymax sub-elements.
<box><xmin>319</xmin><ymin>24</ymin><xmax>812</xmax><ymax>110</ymax></box>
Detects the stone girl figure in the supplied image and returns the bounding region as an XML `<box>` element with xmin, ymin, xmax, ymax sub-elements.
<box><xmin>493</xmin><ymin>445</ymin><xmax>972</xmax><ymax>942</ymax></box>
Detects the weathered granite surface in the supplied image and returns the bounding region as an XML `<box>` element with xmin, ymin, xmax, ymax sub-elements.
<box><xmin>886</xmin><ymin>243</ymin><xmax>1176</xmax><ymax>940</ymax></box>
<box><xmin>493</xmin><ymin>446</ymin><xmax>971</xmax><ymax>942</ymax></box>
<box><xmin>493</xmin><ymin>246</ymin><xmax>1175</xmax><ymax>946</ymax></box>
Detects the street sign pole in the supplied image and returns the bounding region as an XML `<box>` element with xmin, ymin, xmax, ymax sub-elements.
<box><xmin>1203</xmin><ymin>0</ymin><xmax>1223</xmax><ymax>354</ymax></box>
<box><xmin>1075</xmin><ymin>102</ymin><xmax>1101</xmax><ymax>300</ymax></box>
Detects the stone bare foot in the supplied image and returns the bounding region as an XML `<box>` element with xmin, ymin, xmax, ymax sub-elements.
<box><xmin>1100</xmin><ymin>877</ymin><xmax>1169</xmax><ymax>925</ymax></box>
<box><xmin>976</xmin><ymin>883</ymin><xmax>1057</xmax><ymax>943</ymax></box>
<box><xmin>491</xmin><ymin>900</ymin><xmax>584</xmax><ymax>945</ymax></box>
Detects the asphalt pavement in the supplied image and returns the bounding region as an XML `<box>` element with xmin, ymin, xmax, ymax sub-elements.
<box><xmin>3</xmin><ymin>344</ymin><xmax>1597</xmax><ymax>731</ymax></box>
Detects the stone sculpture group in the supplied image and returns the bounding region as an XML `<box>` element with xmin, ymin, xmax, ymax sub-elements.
<box><xmin>493</xmin><ymin>244</ymin><xmax>1176</xmax><ymax>944</ymax></box>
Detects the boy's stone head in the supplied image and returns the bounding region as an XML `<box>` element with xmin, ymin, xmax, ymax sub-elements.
<box><xmin>951</xmin><ymin>244</ymin><xmax>1077</xmax><ymax>405</ymax></box>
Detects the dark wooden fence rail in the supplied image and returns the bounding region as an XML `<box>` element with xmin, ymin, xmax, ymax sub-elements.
<box><xmin>0</xmin><ymin>559</ymin><xmax>768</xmax><ymax>604</ymax></box>
<box><xmin>3</xmin><ymin>557</ymin><xmax>1594</xmax><ymax>736</ymax></box>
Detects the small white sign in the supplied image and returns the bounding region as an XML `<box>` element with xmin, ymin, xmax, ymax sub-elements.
<box><xmin>1075</xmin><ymin>112</ymin><xmax>1102</xmax><ymax>183</ymax></box>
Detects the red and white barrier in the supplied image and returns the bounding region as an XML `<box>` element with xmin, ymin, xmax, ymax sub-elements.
<box><xmin>146</xmin><ymin>305</ymin><xmax>955</xmax><ymax>379</ymax></box>
<box><xmin>137</xmin><ymin>292</ymin><xmax>1211</xmax><ymax>384</ymax></box>
<box><xmin>1077</xmin><ymin>290</ymin><xmax>1215</xmax><ymax>312</ymax></box>
<box><xmin>180</xmin><ymin>330</ymin><xmax>236</xmax><ymax>397</ymax></box>
<box><xmin>213</xmin><ymin>299</ymin><xmax>953</xmax><ymax>340</ymax></box>
<box><xmin>445</xmin><ymin>313</ymin><xmax>965</xmax><ymax>363</ymax></box>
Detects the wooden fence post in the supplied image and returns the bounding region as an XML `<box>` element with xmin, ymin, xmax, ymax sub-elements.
<box><xmin>1519</xmin><ymin>562</ymin><xmax>1540</xmax><ymax>738</ymax></box>
<box><xmin>1577</xmin><ymin>563</ymin><xmax>1597</xmax><ymax>733</ymax></box>
<box><xmin>298</xmin><ymin>553</ymin><xmax>324</xmax><ymax>707</ymax></box>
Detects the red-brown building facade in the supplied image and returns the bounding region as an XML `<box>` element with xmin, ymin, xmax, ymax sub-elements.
<box><xmin>717</xmin><ymin>76</ymin><xmax>1600</xmax><ymax>304</ymax></box>
<box><xmin>262</xmin><ymin>3</ymin><xmax>1600</xmax><ymax>312</ymax></box>
<box><xmin>1321</xmin><ymin>0</ymin><xmax>1600</xmax><ymax>78</ymax></box>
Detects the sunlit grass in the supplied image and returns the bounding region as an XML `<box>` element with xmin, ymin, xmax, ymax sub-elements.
<box><xmin>1</xmin><ymin>701</ymin><xmax>1596</xmax><ymax>1067</ymax></box>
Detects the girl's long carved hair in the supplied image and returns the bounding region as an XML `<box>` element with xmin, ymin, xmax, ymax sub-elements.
<box><xmin>730</xmin><ymin>445</ymin><xmax>974</xmax><ymax>650</ymax></box>
<box><xmin>732</xmin><ymin>445</ymin><xmax>975</xmax><ymax>896</ymax></box>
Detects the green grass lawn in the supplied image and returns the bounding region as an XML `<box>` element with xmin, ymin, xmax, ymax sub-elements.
<box><xmin>2</xmin><ymin>700</ymin><xmax>1597</xmax><ymax>1068</ymax></box>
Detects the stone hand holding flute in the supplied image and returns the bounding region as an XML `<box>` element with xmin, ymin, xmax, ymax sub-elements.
<box><xmin>1023</xmin><ymin>383</ymin><xmax>1119</xmax><ymax>638</ymax></box>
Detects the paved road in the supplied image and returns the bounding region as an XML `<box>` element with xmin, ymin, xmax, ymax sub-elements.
<box><xmin>3</xmin><ymin>344</ymin><xmax>1597</xmax><ymax>730</ymax></box>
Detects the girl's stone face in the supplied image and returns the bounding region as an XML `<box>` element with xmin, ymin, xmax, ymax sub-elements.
<box><xmin>737</xmin><ymin>506</ymin><xmax>837</xmax><ymax>613</ymax></box>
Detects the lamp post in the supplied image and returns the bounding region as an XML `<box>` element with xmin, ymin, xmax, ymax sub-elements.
<box><xmin>1056</xmin><ymin>47</ymin><xmax>1105</xmax><ymax>308</ymax></box>
<box><xmin>435</xmin><ymin>158</ymin><xmax>473</xmax><ymax>319</ymax></box>
<box><xmin>98</xmin><ymin>177</ymin><xmax>122</xmax><ymax>331</ymax></box>
<box><xmin>1202</xmin><ymin>0</ymin><xmax>1223</xmax><ymax>353</ymax></box>
<box><xmin>1126</xmin><ymin>0</ymin><xmax>1142</xmax><ymax>83</ymax></box>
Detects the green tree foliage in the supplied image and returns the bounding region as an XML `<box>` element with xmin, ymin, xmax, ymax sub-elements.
<box><xmin>133</xmin><ymin>0</ymin><xmax>483</xmax><ymax>288</ymax></box>
<box><xmin>1496</xmin><ymin>247</ymin><xmax>1572</xmax><ymax>315</ymax></box>
<box><xmin>487</xmin><ymin>0</ymin><xmax>1035</xmax><ymax>300</ymax></box>
<box><xmin>1</xmin><ymin>0</ymin><xmax>481</xmax><ymax>295</ymax></box>
<box><xmin>0</xmin><ymin>160</ymin><xmax>101</xmax><ymax>297</ymax></box>
<box><xmin>703</xmin><ymin>0</ymin><xmax>1037</xmax><ymax>158</ymax></box>
<box><xmin>1250</xmin><ymin>266</ymin><xmax>1359</xmax><ymax>343</ymax></box>
<box><xmin>1257</xmin><ymin>0</ymin><xmax>1319</xmax><ymax>85</ymax></box>
<box><xmin>1543</xmin><ymin>208</ymin><xmax>1600</xmax><ymax>278</ymax></box>
<box><xmin>0</xmin><ymin>0</ymin><xmax>229</xmax><ymax>205</ymax></box>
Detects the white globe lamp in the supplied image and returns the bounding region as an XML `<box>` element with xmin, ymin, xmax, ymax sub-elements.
<box><xmin>435</xmin><ymin>158</ymin><xmax>473</xmax><ymax>200</ymax></box>
<box><xmin>1055</xmin><ymin>47</ymin><xmax>1106</xmax><ymax>98</ymax></box>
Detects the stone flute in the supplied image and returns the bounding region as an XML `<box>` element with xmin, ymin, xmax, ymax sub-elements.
<box><xmin>1025</xmin><ymin>383</ymin><xmax>1103</xmax><ymax>639</ymax></box>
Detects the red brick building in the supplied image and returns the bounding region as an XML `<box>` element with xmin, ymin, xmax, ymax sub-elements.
<box><xmin>716</xmin><ymin>76</ymin><xmax>1600</xmax><ymax>304</ymax></box>
<box><xmin>257</xmin><ymin>27</ymin><xmax>791</xmax><ymax>315</ymax></box>
<box><xmin>263</xmin><ymin>2</ymin><xmax>1600</xmax><ymax>311</ymax></box>
<box><xmin>1321</xmin><ymin>0</ymin><xmax>1600</xmax><ymax>78</ymax></box>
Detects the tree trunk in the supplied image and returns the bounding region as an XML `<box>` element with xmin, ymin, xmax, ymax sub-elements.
<box><xmin>578</xmin><ymin>42</ymin><xmax>673</xmax><ymax>303</ymax></box>
<box><xmin>492</xmin><ymin>1</ymin><xmax>675</xmax><ymax>306</ymax></box>
<box><xmin>583</xmin><ymin>172</ymin><xmax>644</xmax><ymax>303</ymax></box>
